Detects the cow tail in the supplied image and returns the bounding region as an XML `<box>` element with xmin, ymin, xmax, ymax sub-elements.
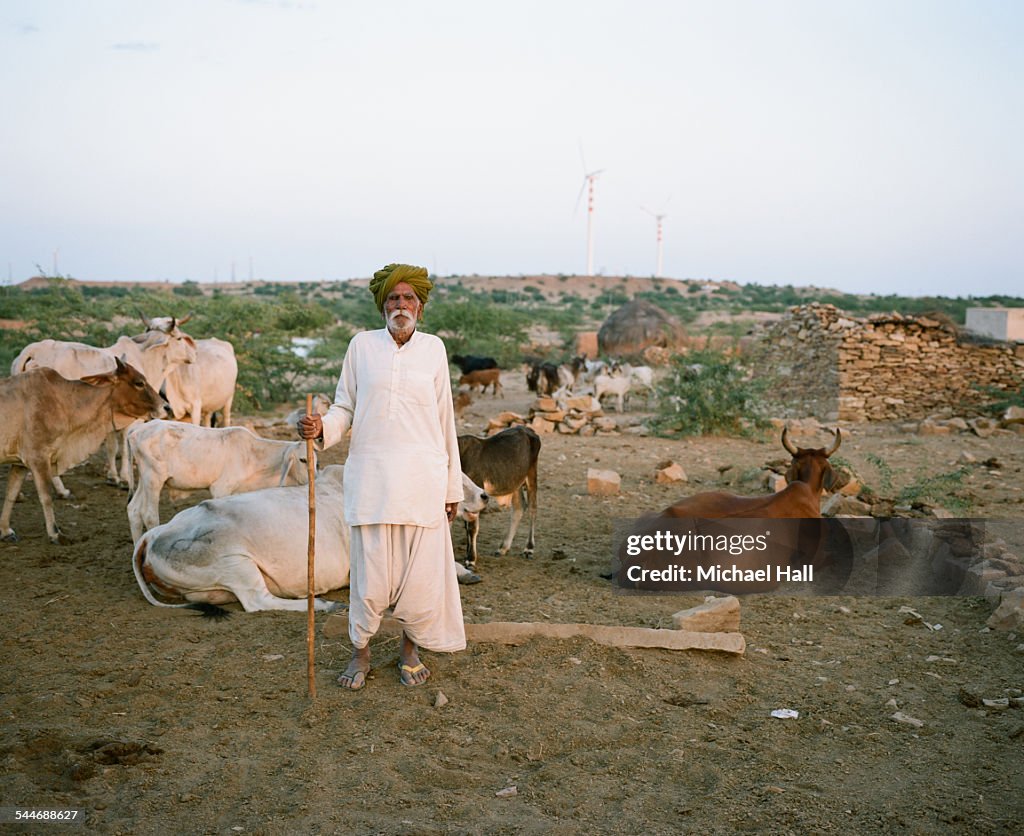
<box><xmin>132</xmin><ymin>536</ymin><xmax>186</xmax><ymax>610</ymax></box>
<box><xmin>125</xmin><ymin>429</ymin><xmax>137</xmax><ymax>497</ymax></box>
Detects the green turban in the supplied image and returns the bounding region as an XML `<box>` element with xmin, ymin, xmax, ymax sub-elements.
<box><xmin>369</xmin><ymin>263</ymin><xmax>433</xmax><ymax>313</ymax></box>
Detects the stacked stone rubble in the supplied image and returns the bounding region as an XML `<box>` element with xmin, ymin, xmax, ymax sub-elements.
<box><xmin>744</xmin><ymin>303</ymin><xmax>1024</xmax><ymax>422</ymax></box>
<box><xmin>485</xmin><ymin>395</ymin><xmax>631</xmax><ymax>436</ymax></box>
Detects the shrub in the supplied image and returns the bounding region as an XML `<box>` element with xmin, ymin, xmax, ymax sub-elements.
<box><xmin>650</xmin><ymin>349</ymin><xmax>768</xmax><ymax>437</ymax></box>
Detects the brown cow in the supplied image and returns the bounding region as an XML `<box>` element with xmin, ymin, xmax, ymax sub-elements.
<box><xmin>662</xmin><ymin>427</ymin><xmax>841</xmax><ymax>519</ymax></box>
<box><xmin>1</xmin><ymin>360</ymin><xmax>169</xmax><ymax>544</ymax></box>
<box><xmin>459</xmin><ymin>368</ymin><xmax>503</xmax><ymax>398</ymax></box>
<box><xmin>618</xmin><ymin>427</ymin><xmax>845</xmax><ymax>594</ymax></box>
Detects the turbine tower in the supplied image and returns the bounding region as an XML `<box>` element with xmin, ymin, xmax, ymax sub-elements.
<box><xmin>575</xmin><ymin>144</ymin><xmax>604</xmax><ymax>276</ymax></box>
<box><xmin>641</xmin><ymin>200</ymin><xmax>670</xmax><ymax>278</ymax></box>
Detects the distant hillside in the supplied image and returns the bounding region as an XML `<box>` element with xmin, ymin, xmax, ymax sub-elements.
<box><xmin>12</xmin><ymin>273</ymin><xmax>1022</xmax><ymax>328</ymax></box>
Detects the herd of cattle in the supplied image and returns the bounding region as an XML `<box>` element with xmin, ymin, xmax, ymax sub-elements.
<box><xmin>1</xmin><ymin>321</ymin><xmax>843</xmax><ymax>612</ymax></box>
<box><xmin>0</xmin><ymin>320</ymin><xmax>543</xmax><ymax>612</ymax></box>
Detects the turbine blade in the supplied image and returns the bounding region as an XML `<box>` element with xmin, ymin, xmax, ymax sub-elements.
<box><xmin>573</xmin><ymin>176</ymin><xmax>587</xmax><ymax>215</ymax></box>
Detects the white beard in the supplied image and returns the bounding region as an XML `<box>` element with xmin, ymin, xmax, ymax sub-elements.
<box><xmin>386</xmin><ymin>309</ymin><xmax>416</xmax><ymax>339</ymax></box>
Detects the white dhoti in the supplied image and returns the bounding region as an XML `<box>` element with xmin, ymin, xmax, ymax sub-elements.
<box><xmin>348</xmin><ymin>522</ymin><xmax>466</xmax><ymax>653</ymax></box>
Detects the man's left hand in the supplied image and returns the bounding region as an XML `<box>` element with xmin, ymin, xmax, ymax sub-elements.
<box><xmin>445</xmin><ymin>502</ymin><xmax>458</xmax><ymax>523</ymax></box>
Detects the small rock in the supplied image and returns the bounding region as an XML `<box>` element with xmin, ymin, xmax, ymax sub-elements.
<box><xmin>654</xmin><ymin>460</ymin><xmax>687</xmax><ymax>484</ymax></box>
<box><xmin>957</xmin><ymin>688</ymin><xmax>982</xmax><ymax>708</ymax></box>
<box><xmin>968</xmin><ymin>417</ymin><xmax>996</xmax><ymax>438</ymax></box>
<box><xmin>925</xmin><ymin>655</ymin><xmax>958</xmax><ymax>664</ymax></box>
<box><xmin>495</xmin><ymin>786</ymin><xmax>518</xmax><ymax>798</ymax></box>
<box><xmin>433</xmin><ymin>691</ymin><xmax>449</xmax><ymax>708</ymax></box>
<box><xmin>982</xmin><ymin>698</ymin><xmax>1010</xmax><ymax>710</ymax></box>
<box><xmin>672</xmin><ymin>596</ymin><xmax>741</xmax><ymax>633</ymax></box>
<box><xmin>891</xmin><ymin>711</ymin><xmax>924</xmax><ymax>728</ymax></box>
<box><xmin>587</xmin><ymin>468</ymin><xmax>621</xmax><ymax>496</ymax></box>
<box><xmin>262</xmin><ymin>654</ymin><xmax>284</xmax><ymax>662</ymax></box>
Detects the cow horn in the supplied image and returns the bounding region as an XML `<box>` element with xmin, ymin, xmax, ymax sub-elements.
<box><xmin>177</xmin><ymin>311</ymin><xmax>193</xmax><ymax>326</ymax></box>
<box><xmin>825</xmin><ymin>428</ymin><xmax>842</xmax><ymax>457</ymax></box>
<box><xmin>781</xmin><ymin>426</ymin><xmax>798</xmax><ymax>455</ymax></box>
<box><xmin>136</xmin><ymin>307</ymin><xmax>150</xmax><ymax>328</ymax></box>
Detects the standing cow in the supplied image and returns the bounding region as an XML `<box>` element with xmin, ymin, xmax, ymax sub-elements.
<box><xmin>456</xmin><ymin>425</ymin><xmax>540</xmax><ymax>570</ymax></box>
<box><xmin>161</xmin><ymin>337</ymin><xmax>238</xmax><ymax>427</ymax></box>
<box><xmin>10</xmin><ymin>318</ymin><xmax>197</xmax><ymax>491</ymax></box>
<box><xmin>1</xmin><ymin>362</ymin><xmax>169</xmax><ymax>544</ymax></box>
<box><xmin>126</xmin><ymin>422</ymin><xmax>312</xmax><ymax>543</ymax></box>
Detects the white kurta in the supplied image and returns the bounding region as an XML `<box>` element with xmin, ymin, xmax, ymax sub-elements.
<box><xmin>319</xmin><ymin>328</ymin><xmax>466</xmax><ymax>652</ymax></box>
<box><xmin>320</xmin><ymin>329</ymin><xmax>463</xmax><ymax>523</ymax></box>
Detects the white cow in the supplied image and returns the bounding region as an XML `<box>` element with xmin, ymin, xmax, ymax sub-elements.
<box><xmin>10</xmin><ymin>320</ymin><xmax>197</xmax><ymax>491</ymax></box>
<box><xmin>161</xmin><ymin>337</ymin><xmax>238</xmax><ymax>427</ymax></box>
<box><xmin>132</xmin><ymin>465</ymin><xmax>489</xmax><ymax>612</ymax></box>
<box><xmin>593</xmin><ymin>373</ymin><xmax>632</xmax><ymax>413</ymax></box>
<box><xmin>126</xmin><ymin>422</ymin><xmax>311</xmax><ymax>543</ymax></box>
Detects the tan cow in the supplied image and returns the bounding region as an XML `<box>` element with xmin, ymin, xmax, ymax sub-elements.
<box><xmin>10</xmin><ymin>319</ymin><xmax>197</xmax><ymax>490</ymax></box>
<box><xmin>1</xmin><ymin>361</ymin><xmax>168</xmax><ymax>544</ymax></box>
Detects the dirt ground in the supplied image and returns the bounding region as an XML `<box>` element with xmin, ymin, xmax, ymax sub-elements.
<box><xmin>2</xmin><ymin>371</ymin><xmax>1022</xmax><ymax>835</ymax></box>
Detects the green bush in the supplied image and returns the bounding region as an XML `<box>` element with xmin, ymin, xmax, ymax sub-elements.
<box><xmin>650</xmin><ymin>349</ymin><xmax>769</xmax><ymax>437</ymax></box>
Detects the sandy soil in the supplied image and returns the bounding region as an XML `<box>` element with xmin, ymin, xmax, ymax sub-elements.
<box><xmin>2</xmin><ymin>372</ymin><xmax>1022</xmax><ymax>835</ymax></box>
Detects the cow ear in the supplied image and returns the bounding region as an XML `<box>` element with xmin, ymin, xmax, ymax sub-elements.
<box><xmin>115</xmin><ymin>354</ymin><xmax>128</xmax><ymax>372</ymax></box>
<box><xmin>823</xmin><ymin>466</ymin><xmax>838</xmax><ymax>492</ymax></box>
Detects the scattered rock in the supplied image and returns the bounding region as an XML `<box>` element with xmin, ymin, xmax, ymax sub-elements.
<box><xmin>654</xmin><ymin>460</ymin><xmax>687</xmax><ymax>484</ymax></box>
<box><xmin>672</xmin><ymin>595</ymin><xmax>741</xmax><ymax>633</ymax></box>
<box><xmin>587</xmin><ymin>468</ymin><xmax>621</xmax><ymax>496</ymax></box>
<box><xmin>891</xmin><ymin>711</ymin><xmax>924</xmax><ymax>728</ymax></box>
<box><xmin>987</xmin><ymin>589</ymin><xmax>1024</xmax><ymax>631</ymax></box>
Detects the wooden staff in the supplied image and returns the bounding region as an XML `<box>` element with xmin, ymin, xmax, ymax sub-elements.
<box><xmin>305</xmin><ymin>393</ymin><xmax>317</xmax><ymax>700</ymax></box>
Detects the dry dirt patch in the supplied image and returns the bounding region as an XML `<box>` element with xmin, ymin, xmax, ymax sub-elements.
<box><xmin>1</xmin><ymin>372</ymin><xmax>1022</xmax><ymax>833</ymax></box>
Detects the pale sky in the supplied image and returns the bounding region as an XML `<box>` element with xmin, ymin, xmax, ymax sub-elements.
<box><xmin>1</xmin><ymin>0</ymin><xmax>1021</xmax><ymax>296</ymax></box>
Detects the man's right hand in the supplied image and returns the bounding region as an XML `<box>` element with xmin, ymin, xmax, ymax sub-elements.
<box><xmin>298</xmin><ymin>414</ymin><xmax>323</xmax><ymax>441</ymax></box>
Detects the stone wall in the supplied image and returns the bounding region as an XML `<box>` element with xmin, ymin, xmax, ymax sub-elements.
<box><xmin>744</xmin><ymin>304</ymin><xmax>1024</xmax><ymax>422</ymax></box>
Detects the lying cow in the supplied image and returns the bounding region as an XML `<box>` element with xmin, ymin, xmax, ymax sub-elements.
<box><xmin>620</xmin><ymin>428</ymin><xmax>846</xmax><ymax>594</ymax></box>
<box><xmin>132</xmin><ymin>465</ymin><xmax>489</xmax><ymax>613</ymax></box>
<box><xmin>456</xmin><ymin>425</ymin><xmax>540</xmax><ymax>569</ymax></box>
<box><xmin>1</xmin><ymin>361</ymin><xmax>168</xmax><ymax>544</ymax></box>
<box><xmin>126</xmin><ymin>422</ymin><xmax>312</xmax><ymax>543</ymax></box>
<box><xmin>458</xmin><ymin>368</ymin><xmax>503</xmax><ymax>397</ymax></box>
<box><xmin>662</xmin><ymin>427</ymin><xmax>841</xmax><ymax>519</ymax></box>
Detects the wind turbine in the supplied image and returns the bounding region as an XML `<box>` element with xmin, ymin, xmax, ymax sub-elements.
<box><xmin>641</xmin><ymin>199</ymin><xmax>670</xmax><ymax>278</ymax></box>
<box><xmin>575</xmin><ymin>145</ymin><xmax>604</xmax><ymax>276</ymax></box>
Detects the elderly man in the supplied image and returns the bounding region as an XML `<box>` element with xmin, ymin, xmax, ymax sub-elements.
<box><xmin>298</xmin><ymin>264</ymin><xmax>465</xmax><ymax>689</ymax></box>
